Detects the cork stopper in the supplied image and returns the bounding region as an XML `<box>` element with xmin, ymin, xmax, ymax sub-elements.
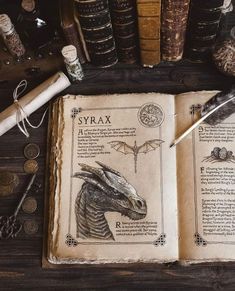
<box><xmin>21</xmin><ymin>0</ymin><xmax>36</xmax><ymax>12</ymax></box>
<box><xmin>0</xmin><ymin>14</ymin><xmax>13</xmax><ymax>34</ymax></box>
<box><xmin>61</xmin><ymin>45</ymin><xmax>78</xmax><ymax>63</ymax></box>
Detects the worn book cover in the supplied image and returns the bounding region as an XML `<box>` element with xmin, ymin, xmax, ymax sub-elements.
<box><xmin>75</xmin><ymin>0</ymin><xmax>118</xmax><ymax>67</ymax></box>
<box><xmin>185</xmin><ymin>0</ymin><xmax>224</xmax><ymax>62</ymax></box>
<box><xmin>110</xmin><ymin>0</ymin><xmax>139</xmax><ymax>64</ymax></box>
<box><xmin>137</xmin><ymin>0</ymin><xmax>161</xmax><ymax>66</ymax></box>
<box><xmin>161</xmin><ymin>0</ymin><xmax>190</xmax><ymax>61</ymax></box>
<box><xmin>46</xmin><ymin>92</ymin><xmax>235</xmax><ymax>264</ymax></box>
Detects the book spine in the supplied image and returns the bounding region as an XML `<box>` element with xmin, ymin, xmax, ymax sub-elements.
<box><xmin>60</xmin><ymin>0</ymin><xmax>86</xmax><ymax>64</ymax></box>
<box><xmin>74</xmin><ymin>15</ymin><xmax>91</xmax><ymax>62</ymax></box>
<box><xmin>62</xmin><ymin>25</ymin><xmax>87</xmax><ymax>64</ymax></box>
<box><xmin>109</xmin><ymin>0</ymin><xmax>139</xmax><ymax>64</ymax></box>
<box><xmin>75</xmin><ymin>0</ymin><xmax>118</xmax><ymax>68</ymax></box>
<box><xmin>161</xmin><ymin>0</ymin><xmax>190</xmax><ymax>62</ymax></box>
<box><xmin>185</xmin><ymin>0</ymin><xmax>224</xmax><ymax>62</ymax></box>
<box><xmin>137</xmin><ymin>0</ymin><xmax>161</xmax><ymax>67</ymax></box>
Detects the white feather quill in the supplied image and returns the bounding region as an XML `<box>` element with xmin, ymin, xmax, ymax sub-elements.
<box><xmin>170</xmin><ymin>94</ymin><xmax>235</xmax><ymax>148</ymax></box>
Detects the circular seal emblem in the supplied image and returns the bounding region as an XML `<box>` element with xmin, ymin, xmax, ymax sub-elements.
<box><xmin>138</xmin><ymin>103</ymin><xmax>164</xmax><ymax>128</ymax></box>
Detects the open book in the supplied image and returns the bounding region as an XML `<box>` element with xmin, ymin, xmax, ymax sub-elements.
<box><xmin>47</xmin><ymin>91</ymin><xmax>235</xmax><ymax>264</ymax></box>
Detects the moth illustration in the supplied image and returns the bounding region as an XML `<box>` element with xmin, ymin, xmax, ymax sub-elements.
<box><xmin>108</xmin><ymin>139</ymin><xmax>164</xmax><ymax>173</ymax></box>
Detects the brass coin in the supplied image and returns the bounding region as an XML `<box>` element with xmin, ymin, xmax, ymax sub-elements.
<box><xmin>23</xmin><ymin>160</ymin><xmax>39</xmax><ymax>174</ymax></box>
<box><xmin>24</xmin><ymin>143</ymin><xmax>40</xmax><ymax>160</ymax></box>
<box><xmin>0</xmin><ymin>171</ymin><xmax>15</xmax><ymax>186</ymax></box>
<box><xmin>22</xmin><ymin>197</ymin><xmax>37</xmax><ymax>214</ymax></box>
<box><xmin>0</xmin><ymin>184</ymin><xmax>14</xmax><ymax>197</ymax></box>
<box><xmin>23</xmin><ymin>220</ymin><xmax>39</xmax><ymax>235</ymax></box>
<box><xmin>0</xmin><ymin>173</ymin><xmax>19</xmax><ymax>197</ymax></box>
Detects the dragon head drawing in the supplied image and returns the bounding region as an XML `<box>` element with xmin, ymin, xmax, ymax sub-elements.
<box><xmin>74</xmin><ymin>161</ymin><xmax>147</xmax><ymax>240</ymax></box>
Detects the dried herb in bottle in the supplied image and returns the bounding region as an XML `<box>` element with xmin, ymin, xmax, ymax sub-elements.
<box><xmin>0</xmin><ymin>14</ymin><xmax>26</xmax><ymax>57</ymax></box>
<box><xmin>62</xmin><ymin>45</ymin><xmax>84</xmax><ymax>82</ymax></box>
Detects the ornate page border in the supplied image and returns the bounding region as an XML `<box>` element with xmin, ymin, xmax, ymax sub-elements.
<box><xmin>191</xmin><ymin>105</ymin><xmax>235</xmax><ymax>246</ymax></box>
<box><xmin>65</xmin><ymin>105</ymin><xmax>166</xmax><ymax>247</ymax></box>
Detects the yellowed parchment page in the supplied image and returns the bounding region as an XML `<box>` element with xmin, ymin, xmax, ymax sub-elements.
<box><xmin>176</xmin><ymin>91</ymin><xmax>235</xmax><ymax>262</ymax></box>
<box><xmin>49</xmin><ymin>93</ymin><xmax>178</xmax><ymax>264</ymax></box>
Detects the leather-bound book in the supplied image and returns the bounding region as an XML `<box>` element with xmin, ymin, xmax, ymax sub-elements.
<box><xmin>60</xmin><ymin>0</ymin><xmax>86</xmax><ymax>64</ymax></box>
<box><xmin>185</xmin><ymin>0</ymin><xmax>224</xmax><ymax>62</ymax></box>
<box><xmin>75</xmin><ymin>0</ymin><xmax>118</xmax><ymax>68</ymax></box>
<box><xmin>161</xmin><ymin>0</ymin><xmax>190</xmax><ymax>62</ymax></box>
<box><xmin>137</xmin><ymin>0</ymin><xmax>161</xmax><ymax>67</ymax></box>
<box><xmin>110</xmin><ymin>0</ymin><xmax>139</xmax><ymax>64</ymax></box>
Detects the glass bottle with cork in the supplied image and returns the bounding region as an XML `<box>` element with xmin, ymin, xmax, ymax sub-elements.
<box><xmin>61</xmin><ymin>45</ymin><xmax>84</xmax><ymax>82</ymax></box>
<box><xmin>0</xmin><ymin>14</ymin><xmax>26</xmax><ymax>57</ymax></box>
<box><xmin>17</xmin><ymin>0</ymin><xmax>53</xmax><ymax>49</ymax></box>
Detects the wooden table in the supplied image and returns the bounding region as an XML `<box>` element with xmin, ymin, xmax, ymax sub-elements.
<box><xmin>0</xmin><ymin>62</ymin><xmax>235</xmax><ymax>290</ymax></box>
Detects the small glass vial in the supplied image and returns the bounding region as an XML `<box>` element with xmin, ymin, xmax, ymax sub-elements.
<box><xmin>0</xmin><ymin>14</ymin><xmax>26</xmax><ymax>57</ymax></box>
<box><xmin>61</xmin><ymin>45</ymin><xmax>84</xmax><ymax>82</ymax></box>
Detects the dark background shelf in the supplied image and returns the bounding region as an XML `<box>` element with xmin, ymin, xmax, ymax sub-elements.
<box><xmin>1</xmin><ymin>0</ymin><xmax>235</xmax><ymax>290</ymax></box>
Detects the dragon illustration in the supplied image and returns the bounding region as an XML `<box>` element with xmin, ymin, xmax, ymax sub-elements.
<box><xmin>108</xmin><ymin>139</ymin><xmax>164</xmax><ymax>173</ymax></box>
<box><xmin>74</xmin><ymin>161</ymin><xmax>147</xmax><ymax>240</ymax></box>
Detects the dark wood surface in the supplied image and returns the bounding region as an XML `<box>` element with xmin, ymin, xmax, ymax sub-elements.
<box><xmin>0</xmin><ymin>62</ymin><xmax>235</xmax><ymax>291</ymax></box>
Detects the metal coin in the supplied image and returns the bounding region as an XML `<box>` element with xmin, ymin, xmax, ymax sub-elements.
<box><xmin>0</xmin><ymin>173</ymin><xmax>19</xmax><ymax>197</ymax></box>
<box><xmin>23</xmin><ymin>220</ymin><xmax>39</xmax><ymax>235</ymax></box>
<box><xmin>0</xmin><ymin>172</ymin><xmax>15</xmax><ymax>186</ymax></box>
<box><xmin>24</xmin><ymin>143</ymin><xmax>40</xmax><ymax>160</ymax></box>
<box><xmin>23</xmin><ymin>160</ymin><xmax>39</xmax><ymax>174</ymax></box>
<box><xmin>22</xmin><ymin>197</ymin><xmax>37</xmax><ymax>214</ymax></box>
<box><xmin>0</xmin><ymin>184</ymin><xmax>14</xmax><ymax>197</ymax></box>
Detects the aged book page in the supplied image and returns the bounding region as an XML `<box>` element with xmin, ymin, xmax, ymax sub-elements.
<box><xmin>48</xmin><ymin>93</ymin><xmax>178</xmax><ymax>264</ymax></box>
<box><xmin>176</xmin><ymin>91</ymin><xmax>235</xmax><ymax>262</ymax></box>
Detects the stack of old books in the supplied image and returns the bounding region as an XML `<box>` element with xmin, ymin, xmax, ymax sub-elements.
<box><xmin>60</xmin><ymin>0</ymin><xmax>233</xmax><ymax>67</ymax></box>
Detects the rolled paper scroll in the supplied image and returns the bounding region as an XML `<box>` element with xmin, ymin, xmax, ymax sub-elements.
<box><xmin>0</xmin><ymin>71</ymin><xmax>71</xmax><ymax>136</ymax></box>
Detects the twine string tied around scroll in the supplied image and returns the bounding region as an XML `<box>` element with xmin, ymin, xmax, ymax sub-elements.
<box><xmin>13</xmin><ymin>80</ymin><xmax>48</xmax><ymax>138</ymax></box>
